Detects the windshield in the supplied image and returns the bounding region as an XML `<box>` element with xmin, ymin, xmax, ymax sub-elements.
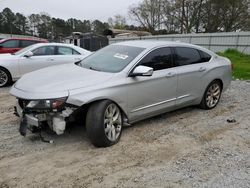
<box><xmin>80</xmin><ymin>45</ymin><xmax>145</xmax><ymax>73</ymax></box>
<box><xmin>13</xmin><ymin>45</ymin><xmax>36</xmax><ymax>55</ymax></box>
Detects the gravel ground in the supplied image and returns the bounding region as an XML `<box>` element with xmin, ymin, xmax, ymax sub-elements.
<box><xmin>0</xmin><ymin>81</ymin><xmax>250</xmax><ymax>188</ymax></box>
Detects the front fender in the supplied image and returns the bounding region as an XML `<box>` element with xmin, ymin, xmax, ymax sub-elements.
<box><xmin>67</xmin><ymin>86</ymin><xmax>128</xmax><ymax>117</ymax></box>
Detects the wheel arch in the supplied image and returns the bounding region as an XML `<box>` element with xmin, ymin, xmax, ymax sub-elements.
<box><xmin>212</xmin><ymin>78</ymin><xmax>223</xmax><ymax>90</ymax></box>
<box><xmin>0</xmin><ymin>66</ymin><xmax>12</xmax><ymax>77</ymax></box>
<box><xmin>78</xmin><ymin>98</ymin><xmax>129</xmax><ymax>123</ymax></box>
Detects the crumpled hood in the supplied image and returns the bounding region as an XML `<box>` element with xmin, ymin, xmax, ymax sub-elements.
<box><xmin>12</xmin><ymin>63</ymin><xmax>114</xmax><ymax>98</ymax></box>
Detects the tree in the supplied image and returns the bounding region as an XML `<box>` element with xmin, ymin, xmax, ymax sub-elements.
<box><xmin>220</xmin><ymin>0</ymin><xmax>249</xmax><ymax>32</ymax></box>
<box><xmin>15</xmin><ymin>13</ymin><xmax>28</xmax><ymax>34</ymax></box>
<box><xmin>128</xmin><ymin>0</ymin><xmax>164</xmax><ymax>33</ymax></box>
<box><xmin>28</xmin><ymin>14</ymin><xmax>41</xmax><ymax>36</ymax></box>
<box><xmin>108</xmin><ymin>14</ymin><xmax>127</xmax><ymax>29</ymax></box>
<box><xmin>202</xmin><ymin>0</ymin><xmax>250</xmax><ymax>32</ymax></box>
<box><xmin>1</xmin><ymin>8</ymin><xmax>16</xmax><ymax>34</ymax></box>
<box><xmin>162</xmin><ymin>0</ymin><xmax>206</xmax><ymax>33</ymax></box>
<box><xmin>37</xmin><ymin>13</ymin><xmax>52</xmax><ymax>38</ymax></box>
<box><xmin>92</xmin><ymin>20</ymin><xmax>109</xmax><ymax>34</ymax></box>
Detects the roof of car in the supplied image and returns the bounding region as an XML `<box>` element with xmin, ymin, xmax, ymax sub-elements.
<box><xmin>113</xmin><ymin>40</ymin><xmax>215</xmax><ymax>55</ymax></box>
<box><xmin>32</xmin><ymin>42</ymin><xmax>77</xmax><ymax>47</ymax></box>
<box><xmin>0</xmin><ymin>38</ymin><xmax>47</xmax><ymax>42</ymax></box>
<box><xmin>30</xmin><ymin>42</ymin><xmax>90</xmax><ymax>53</ymax></box>
<box><xmin>113</xmin><ymin>40</ymin><xmax>202</xmax><ymax>49</ymax></box>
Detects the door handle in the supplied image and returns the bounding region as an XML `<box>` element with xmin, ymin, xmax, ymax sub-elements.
<box><xmin>47</xmin><ymin>58</ymin><xmax>54</xmax><ymax>61</ymax></box>
<box><xmin>166</xmin><ymin>72</ymin><xmax>176</xmax><ymax>78</ymax></box>
<box><xmin>198</xmin><ymin>67</ymin><xmax>206</xmax><ymax>72</ymax></box>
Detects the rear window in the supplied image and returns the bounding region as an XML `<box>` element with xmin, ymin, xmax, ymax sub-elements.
<box><xmin>20</xmin><ymin>40</ymin><xmax>37</xmax><ymax>48</ymax></box>
<box><xmin>174</xmin><ymin>47</ymin><xmax>203</xmax><ymax>66</ymax></box>
<box><xmin>57</xmin><ymin>46</ymin><xmax>80</xmax><ymax>55</ymax></box>
<box><xmin>199</xmin><ymin>50</ymin><xmax>212</xmax><ymax>62</ymax></box>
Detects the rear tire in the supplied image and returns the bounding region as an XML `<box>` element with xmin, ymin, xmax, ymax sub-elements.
<box><xmin>86</xmin><ymin>100</ymin><xmax>123</xmax><ymax>147</ymax></box>
<box><xmin>199</xmin><ymin>80</ymin><xmax>222</xmax><ymax>110</ymax></box>
<box><xmin>0</xmin><ymin>67</ymin><xmax>12</xmax><ymax>87</ymax></box>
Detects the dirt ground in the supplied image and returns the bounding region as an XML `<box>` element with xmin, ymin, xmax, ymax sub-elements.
<box><xmin>0</xmin><ymin>81</ymin><xmax>250</xmax><ymax>188</ymax></box>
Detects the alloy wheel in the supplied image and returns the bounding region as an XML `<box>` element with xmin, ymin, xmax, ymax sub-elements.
<box><xmin>206</xmin><ymin>83</ymin><xmax>221</xmax><ymax>108</ymax></box>
<box><xmin>0</xmin><ymin>69</ymin><xmax>8</xmax><ymax>87</ymax></box>
<box><xmin>104</xmin><ymin>103</ymin><xmax>122</xmax><ymax>142</ymax></box>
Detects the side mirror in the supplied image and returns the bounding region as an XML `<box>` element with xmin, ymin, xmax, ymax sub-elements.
<box><xmin>130</xmin><ymin>65</ymin><xmax>153</xmax><ymax>77</ymax></box>
<box><xmin>24</xmin><ymin>51</ymin><xmax>33</xmax><ymax>58</ymax></box>
<box><xmin>0</xmin><ymin>45</ymin><xmax>3</xmax><ymax>48</ymax></box>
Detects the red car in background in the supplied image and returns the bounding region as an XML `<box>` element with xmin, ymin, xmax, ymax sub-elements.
<box><xmin>0</xmin><ymin>38</ymin><xmax>48</xmax><ymax>54</ymax></box>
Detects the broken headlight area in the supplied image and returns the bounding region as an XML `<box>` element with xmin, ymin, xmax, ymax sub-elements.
<box><xmin>19</xmin><ymin>97</ymin><xmax>67</xmax><ymax>111</ymax></box>
<box><xmin>16</xmin><ymin>98</ymin><xmax>77</xmax><ymax>137</ymax></box>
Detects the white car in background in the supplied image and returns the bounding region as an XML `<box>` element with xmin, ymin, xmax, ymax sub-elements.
<box><xmin>0</xmin><ymin>43</ymin><xmax>91</xmax><ymax>87</ymax></box>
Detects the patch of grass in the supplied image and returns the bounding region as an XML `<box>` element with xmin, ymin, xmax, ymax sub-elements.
<box><xmin>217</xmin><ymin>49</ymin><xmax>250</xmax><ymax>80</ymax></box>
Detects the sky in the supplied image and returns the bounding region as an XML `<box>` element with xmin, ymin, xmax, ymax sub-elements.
<box><xmin>1</xmin><ymin>0</ymin><xmax>142</xmax><ymax>23</ymax></box>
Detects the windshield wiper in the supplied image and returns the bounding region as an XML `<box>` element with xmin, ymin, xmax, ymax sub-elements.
<box><xmin>82</xmin><ymin>64</ymin><xmax>100</xmax><ymax>71</ymax></box>
<box><xmin>89</xmin><ymin>66</ymin><xmax>100</xmax><ymax>71</ymax></box>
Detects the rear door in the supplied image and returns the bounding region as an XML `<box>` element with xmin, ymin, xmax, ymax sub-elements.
<box><xmin>19</xmin><ymin>40</ymin><xmax>37</xmax><ymax>48</ymax></box>
<box><xmin>127</xmin><ymin>47</ymin><xmax>177</xmax><ymax>121</ymax></box>
<box><xmin>53</xmin><ymin>46</ymin><xmax>83</xmax><ymax>64</ymax></box>
<box><xmin>173</xmin><ymin>47</ymin><xmax>211</xmax><ymax>106</ymax></box>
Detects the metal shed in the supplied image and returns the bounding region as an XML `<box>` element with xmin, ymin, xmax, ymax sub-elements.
<box><xmin>64</xmin><ymin>32</ymin><xmax>108</xmax><ymax>51</ymax></box>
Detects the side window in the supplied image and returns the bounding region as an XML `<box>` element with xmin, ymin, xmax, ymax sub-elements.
<box><xmin>139</xmin><ymin>47</ymin><xmax>173</xmax><ymax>71</ymax></box>
<box><xmin>175</xmin><ymin>47</ymin><xmax>202</xmax><ymax>66</ymax></box>
<box><xmin>32</xmin><ymin>46</ymin><xmax>55</xmax><ymax>56</ymax></box>
<box><xmin>73</xmin><ymin>49</ymin><xmax>80</xmax><ymax>55</ymax></box>
<box><xmin>199</xmin><ymin>50</ymin><xmax>211</xmax><ymax>62</ymax></box>
<box><xmin>20</xmin><ymin>40</ymin><xmax>36</xmax><ymax>48</ymax></box>
<box><xmin>57</xmin><ymin>47</ymin><xmax>74</xmax><ymax>55</ymax></box>
<box><xmin>2</xmin><ymin>40</ymin><xmax>19</xmax><ymax>48</ymax></box>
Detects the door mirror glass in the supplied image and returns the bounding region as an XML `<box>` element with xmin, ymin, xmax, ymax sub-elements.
<box><xmin>130</xmin><ymin>65</ymin><xmax>153</xmax><ymax>77</ymax></box>
<box><xmin>24</xmin><ymin>51</ymin><xmax>33</xmax><ymax>58</ymax></box>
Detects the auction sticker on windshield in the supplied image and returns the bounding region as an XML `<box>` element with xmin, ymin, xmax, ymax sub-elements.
<box><xmin>114</xmin><ymin>53</ymin><xmax>129</xmax><ymax>60</ymax></box>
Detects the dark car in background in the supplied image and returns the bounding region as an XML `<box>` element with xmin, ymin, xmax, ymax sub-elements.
<box><xmin>0</xmin><ymin>38</ymin><xmax>48</xmax><ymax>54</ymax></box>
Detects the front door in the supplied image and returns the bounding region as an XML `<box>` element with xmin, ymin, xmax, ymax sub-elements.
<box><xmin>127</xmin><ymin>47</ymin><xmax>177</xmax><ymax>122</ymax></box>
<box><xmin>19</xmin><ymin>46</ymin><xmax>56</xmax><ymax>76</ymax></box>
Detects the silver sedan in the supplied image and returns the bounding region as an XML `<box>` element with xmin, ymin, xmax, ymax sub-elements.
<box><xmin>10</xmin><ymin>41</ymin><xmax>232</xmax><ymax>147</ymax></box>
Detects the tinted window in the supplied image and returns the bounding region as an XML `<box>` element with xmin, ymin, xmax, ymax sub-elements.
<box><xmin>32</xmin><ymin>46</ymin><xmax>55</xmax><ymax>56</ymax></box>
<box><xmin>57</xmin><ymin>46</ymin><xmax>79</xmax><ymax>55</ymax></box>
<box><xmin>80</xmin><ymin>45</ymin><xmax>145</xmax><ymax>73</ymax></box>
<box><xmin>20</xmin><ymin>40</ymin><xmax>37</xmax><ymax>48</ymax></box>
<box><xmin>175</xmin><ymin>47</ymin><xmax>202</xmax><ymax>66</ymax></box>
<box><xmin>140</xmin><ymin>47</ymin><xmax>173</xmax><ymax>71</ymax></box>
<box><xmin>199</xmin><ymin>50</ymin><xmax>211</xmax><ymax>62</ymax></box>
<box><xmin>1</xmin><ymin>40</ymin><xmax>19</xmax><ymax>48</ymax></box>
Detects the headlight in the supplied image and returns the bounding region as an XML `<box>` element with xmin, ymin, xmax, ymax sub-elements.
<box><xmin>26</xmin><ymin>97</ymin><xmax>67</xmax><ymax>109</ymax></box>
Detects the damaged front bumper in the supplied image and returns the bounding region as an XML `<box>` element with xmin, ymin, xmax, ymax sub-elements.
<box><xmin>14</xmin><ymin>99</ymin><xmax>76</xmax><ymax>136</ymax></box>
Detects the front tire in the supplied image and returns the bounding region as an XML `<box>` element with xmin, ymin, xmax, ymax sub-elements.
<box><xmin>86</xmin><ymin>100</ymin><xmax>123</xmax><ymax>147</ymax></box>
<box><xmin>0</xmin><ymin>67</ymin><xmax>12</xmax><ymax>87</ymax></box>
<box><xmin>199</xmin><ymin>80</ymin><xmax>222</xmax><ymax>110</ymax></box>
